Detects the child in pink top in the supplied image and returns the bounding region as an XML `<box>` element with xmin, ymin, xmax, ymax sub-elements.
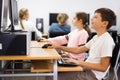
<box><xmin>44</xmin><ymin>12</ymin><xmax>91</xmax><ymax>61</ymax></box>
<box><xmin>48</xmin><ymin>29</ymin><xmax>88</xmax><ymax>60</ymax></box>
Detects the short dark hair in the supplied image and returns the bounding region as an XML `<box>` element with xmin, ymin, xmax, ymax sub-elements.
<box><xmin>95</xmin><ymin>8</ymin><xmax>116</xmax><ymax>29</ymax></box>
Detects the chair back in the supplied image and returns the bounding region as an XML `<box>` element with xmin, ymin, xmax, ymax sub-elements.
<box><xmin>49</xmin><ymin>32</ymin><xmax>69</xmax><ymax>38</ymax></box>
<box><xmin>110</xmin><ymin>42</ymin><xmax>120</xmax><ymax>68</ymax></box>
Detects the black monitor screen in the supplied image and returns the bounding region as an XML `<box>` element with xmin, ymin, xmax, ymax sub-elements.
<box><xmin>49</xmin><ymin>13</ymin><xmax>58</xmax><ymax>26</ymax></box>
<box><xmin>0</xmin><ymin>0</ymin><xmax>8</xmax><ymax>32</ymax></box>
<box><xmin>0</xmin><ymin>0</ymin><xmax>2</xmax><ymax>30</ymax></box>
<box><xmin>87</xmin><ymin>14</ymin><xmax>90</xmax><ymax>25</ymax></box>
<box><xmin>8</xmin><ymin>0</ymin><xmax>19</xmax><ymax>31</ymax></box>
<box><xmin>49</xmin><ymin>13</ymin><xmax>90</xmax><ymax>26</ymax></box>
<box><xmin>113</xmin><ymin>15</ymin><xmax>116</xmax><ymax>26</ymax></box>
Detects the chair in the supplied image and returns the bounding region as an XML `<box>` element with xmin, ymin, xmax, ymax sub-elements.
<box><xmin>113</xmin><ymin>49</ymin><xmax>120</xmax><ymax>80</ymax></box>
<box><xmin>111</xmin><ymin>42</ymin><xmax>120</xmax><ymax>80</ymax></box>
<box><xmin>102</xmin><ymin>41</ymin><xmax>120</xmax><ymax>80</ymax></box>
<box><xmin>112</xmin><ymin>35</ymin><xmax>120</xmax><ymax>80</ymax></box>
<box><xmin>49</xmin><ymin>32</ymin><xmax>69</xmax><ymax>38</ymax></box>
<box><xmin>31</xmin><ymin>31</ymin><xmax>36</xmax><ymax>40</ymax></box>
<box><xmin>87</xmin><ymin>32</ymin><xmax>96</xmax><ymax>42</ymax></box>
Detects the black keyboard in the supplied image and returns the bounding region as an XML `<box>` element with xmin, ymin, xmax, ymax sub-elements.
<box><xmin>57</xmin><ymin>56</ymin><xmax>78</xmax><ymax>67</ymax></box>
<box><xmin>56</xmin><ymin>49</ymin><xmax>78</xmax><ymax>67</ymax></box>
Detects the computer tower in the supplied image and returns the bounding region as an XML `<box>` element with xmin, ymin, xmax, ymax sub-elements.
<box><xmin>0</xmin><ymin>32</ymin><xmax>31</xmax><ymax>56</ymax></box>
<box><xmin>36</xmin><ymin>18</ymin><xmax>44</xmax><ymax>33</ymax></box>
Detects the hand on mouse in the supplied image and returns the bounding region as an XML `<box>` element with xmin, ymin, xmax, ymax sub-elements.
<box><xmin>40</xmin><ymin>38</ymin><xmax>50</xmax><ymax>42</ymax></box>
<box><xmin>42</xmin><ymin>44</ymin><xmax>50</xmax><ymax>48</ymax></box>
<box><xmin>37</xmin><ymin>38</ymin><xmax>49</xmax><ymax>42</ymax></box>
<box><xmin>47</xmin><ymin>44</ymin><xmax>60</xmax><ymax>49</ymax></box>
<box><xmin>42</xmin><ymin>43</ymin><xmax>64</xmax><ymax>49</ymax></box>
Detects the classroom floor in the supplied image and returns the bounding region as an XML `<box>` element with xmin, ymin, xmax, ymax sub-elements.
<box><xmin>0</xmin><ymin>67</ymin><xmax>120</xmax><ymax>80</ymax></box>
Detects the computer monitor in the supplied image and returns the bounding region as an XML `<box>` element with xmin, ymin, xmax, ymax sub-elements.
<box><xmin>113</xmin><ymin>15</ymin><xmax>116</xmax><ymax>26</ymax></box>
<box><xmin>0</xmin><ymin>0</ymin><xmax>8</xmax><ymax>33</ymax></box>
<box><xmin>36</xmin><ymin>18</ymin><xmax>44</xmax><ymax>33</ymax></box>
<box><xmin>49</xmin><ymin>13</ymin><xmax>90</xmax><ymax>26</ymax></box>
<box><xmin>0</xmin><ymin>0</ymin><xmax>2</xmax><ymax>31</ymax></box>
<box><xmin>8</xmin><ymin>0</ymin><xmax>19</xmax><ymax>32</ymax></box>
<box><xmin>49</xmin><ymin>13</ymin><xmax>58</xmax><ymax>26</ymax></box>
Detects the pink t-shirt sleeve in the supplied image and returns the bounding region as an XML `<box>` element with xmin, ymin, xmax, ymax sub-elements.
<box><xmin>48</xmin><ymin>36</ymin><xmax>68</xmax><ymax>45</ymax></box>
<box><xmin>67</xmin><ymin>29</ymin><xmax>89</xmax><ymax>47</ymax></box>
<box><xmin>78</xmin><ymin>31</ymin><xmax>88</xmax><ymax>45</ymax></box>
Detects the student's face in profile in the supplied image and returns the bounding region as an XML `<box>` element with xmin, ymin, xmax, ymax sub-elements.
<box><xmin>72</xmin><ymin>15</ymin><xmax>81</xmax><ymax>27</ymax></box>
<box><xmin>24</xmin><ymin>12</ymin><xmax>29</xmax><ymax>20</ymax></box>
<box><xmin>91</xmin><ymin>13</ymin><xmax>104</xmax><ymax>30</ymax></box>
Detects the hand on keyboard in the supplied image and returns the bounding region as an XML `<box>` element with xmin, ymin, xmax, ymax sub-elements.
<box><xmin>61</xmin><ymin>55</ymin><xmax>70</xmax><ymax>58</ymax></box>
<box><xmin>57</xmin><ymin>57</ymin><xmax>77</xmax><ymax>67</ymax></box>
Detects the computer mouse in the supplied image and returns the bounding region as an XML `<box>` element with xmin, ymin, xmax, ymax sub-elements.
<box><xmin>42</xmin><ymin>44</ymin><xmax>52</xmax><ymax>48</ymax></box>
<box><xmin>37</xmin><ymin>38</ymin><xmax>43</xmax><ymax>42</ymax></box>
<box><xmin>37</xmin><ymin>39</ymin><xmax>40</xmax><ymax>42</ymax></box>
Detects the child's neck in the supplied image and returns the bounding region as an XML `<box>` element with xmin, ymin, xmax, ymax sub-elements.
<box><xmin>96</xmin><ymin>29</ymin><xmax>107</xmax><ymax>36</ymax></box>
<box><xmin>77</xmin><ymin>25</ymin><xmax>84</xmax><ymax>31</ymax></box>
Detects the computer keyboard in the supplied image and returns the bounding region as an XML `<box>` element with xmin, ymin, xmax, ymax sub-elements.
<box><xmin>56</xmin><ymin>49</ymin><xmax>78</xmax><ymax>67</ymax></box>
<box><xmin>57</xmin><ymin>56</ymin><xmax>78</xmax><ymax>67</ymax></box>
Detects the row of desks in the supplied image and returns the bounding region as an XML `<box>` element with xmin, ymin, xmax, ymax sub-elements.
<box><xmin>0</xmin><ymin>41</ymin><xmax>83</xmax><ymax>80</ymax></box>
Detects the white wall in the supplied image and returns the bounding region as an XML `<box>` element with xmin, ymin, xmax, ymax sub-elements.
<box><xmin>17</xmin><ymin>0</ymin><xmax>120</xmax><ymax>34</ymax></box>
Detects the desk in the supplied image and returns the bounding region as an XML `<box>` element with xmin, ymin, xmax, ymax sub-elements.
<box><xmin>30</xmin><ymin>41</ymin><xmax>83</xmax><ymax>73</ymax></box>
<box><xmin>0</xmin><ymin>41</ymin><xmax>60</xmax><ymax>80</ymax></box>
<box><xmin>31</xmin><ymin>60</ymin><xmax>83</xmax><ymax>72</ymax></box>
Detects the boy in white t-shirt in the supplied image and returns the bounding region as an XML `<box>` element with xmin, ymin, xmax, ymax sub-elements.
<box><xmin>46</xmin><ymin>8</ymin><xmax>116</xmax><ymax>80</ymax></box>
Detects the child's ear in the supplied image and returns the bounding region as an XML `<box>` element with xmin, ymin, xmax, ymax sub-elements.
<box><xmin>79</xmin><ymin>19</ymin><xmax>82</xmax><ymax>24</ymax></box>
<box><xmin>103</xmin><ymin>21</ymin><xmax>109</xmax><ymax>27</ymax></box>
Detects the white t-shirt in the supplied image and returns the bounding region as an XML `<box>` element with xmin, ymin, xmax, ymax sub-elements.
<box><xmin>22</xmin><ymin>20</ymin><xmax>42</xmax><ymax>38</ymax></box>
<box><xmin>85</xmin><ymin>32</ymin><xmax>115</xmax><ymax>80</ymax></box>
